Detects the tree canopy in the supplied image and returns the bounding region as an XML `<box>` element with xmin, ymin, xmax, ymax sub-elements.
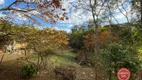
<box><xmin>0</xmin><ymin>0</ymin><xmax>68</xmax><ymax>25</ymax></box>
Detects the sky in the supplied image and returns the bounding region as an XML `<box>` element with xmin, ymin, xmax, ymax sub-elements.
<box><xmin>0</xmin><ymin>0</ymin><xmax>131</xmax><ymax>32</ymax></box>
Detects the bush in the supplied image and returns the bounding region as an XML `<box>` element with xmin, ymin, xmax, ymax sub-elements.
<box><xmin>22</xmin><ymin>64</ymin><xmax>38</xmax><ymax>78</ymax></box>
<box><xmin>101</xmin><ymin>42</ymin><xmax>140</xmax><ymax>79</ymax></box>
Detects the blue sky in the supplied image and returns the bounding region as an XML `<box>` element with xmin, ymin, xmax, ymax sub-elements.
<box><xmin>0</xmin><ymin>0</ymin><xmax>131</xmax><ymax>32</ymax></box>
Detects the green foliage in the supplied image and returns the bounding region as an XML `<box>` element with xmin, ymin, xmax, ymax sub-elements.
<box><xmin>69</xmin><ymin>25</ymin><xmax>95</xmax><ymax>50</ymax></box>
<box><xmin>131</xmin><ymin>0</ymin><xmax>141</xmax><ymax>13</ymax></box>
<box><xmin>0</xmin><ymin>21</ymin><xmax>13</xmax><ymax>49</ymax></box>
<box><xmin>101</xmin><ymin>42</ymin><xmax>140</xmax><ymax>79</ymax></box>
<box><xmin>0</xmin><ymin>20</ymin><xmax>69</xmax><ymax>70</ymax></box>
<box><xmin>22</xmin><ymin>64</ymin><xmax>38</xmax><ymax>78</ymax></box>
<box><xmin>108</xmin><ymin>24</ymin><xmax>142</xmax><ymax>45</ymax></box>
<box><xmin>69</xmin><ymin>26</ymin><xmax>85</xmax><ymax>50</ymax></box>
<box><xmin>69</xmin><ymin>32</ymin><xmax>84</xmax><ymax>49</ymax></box>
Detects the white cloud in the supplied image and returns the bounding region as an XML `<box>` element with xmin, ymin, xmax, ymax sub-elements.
<box><xmin>112</xmin><ymin>4</ymin><xmax>131</xmax><ymax>22</ymax></box>
<box><xmin>16</xmin><ymin>13</ymin><xmax>27</xmax><ymax>21</ymax></box>
<box><xmin>58</xmin><ymin>0</ymin><xmax>92</xmax><ymax>28</ymax></box>
<box><xmin>0</xmin><ymin>13</ymin><xmax>5</xmax><ymax>17</ymax></box>
<box><xmin>55</xmin><ymin>27</ymin><xmax>71</xmax><ymax>33</ymax></box>
<box><xmin>29</xmin><ymin>10</ymin><xmax>40</xmax><ymax>15</ymax></box>
<box><xmin>56</xmin><ymin>22</ymin><xmax>74</xmax><ymax>28</ymax></box>
<box><xmin>115</xmin><ymin>14</ymin><xmax>125</xmax><ymax>19</ymax></box>
<box><xmin>0</xmin><ymin>0</ymin><xmax>4</xmax><ymax>4</ymax></box>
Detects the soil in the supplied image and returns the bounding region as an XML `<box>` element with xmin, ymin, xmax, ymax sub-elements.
<box><xmin>0</xmin><ymin>60</ymin><xmax>24</xmax><ymax>80</ymax></box>
<box><xmin>0</xmin><ymin>60</ymin><xmax>98</xmax><ymax>80</ymax></box>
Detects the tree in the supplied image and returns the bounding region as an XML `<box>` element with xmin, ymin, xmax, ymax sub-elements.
<box><xmin>131</xmin><ymin>0</ymin><xmax>142</xmax><ymax>29</ymax></box>
<box><xmin>0</xmin><ymin>20</ymin><xmax>15</xmax><ymax>50</ymax></box>
<box><xmin>24</xmin><ymin>28</ymin><xmax>69</xmax><ymax>69</ymax></box>
<box><xmin>75</xmin><ymin>0</ymin><xmax>120</xmax><ymax>57</ymax></box>
<box><xmin>0</xmin><ymin>20</ymin><xmax>69</xmax><ymax>68</ymax></box>
<box><xmin>0</xmin><ymin>20</ymin><xmax>35</xmax><ymax>64</ymax></box>
<box><xmin>0</xmin><ymin>0</ymin><xmax>68</xmax><ymax>25</ymax></box>
<box><xmin>69</xmin><ymin>25</ymin><xmax>86</xmax><ymax>50</ymax></box>
<box><xmin>101</xmin><ymin>42</ymin><xmax>140</xmax><ymax>80</ymax></box>
<box><xmin>83</xmin><ymin>28</ymin><xmax>120</xmax><ymax>53</ymax></box>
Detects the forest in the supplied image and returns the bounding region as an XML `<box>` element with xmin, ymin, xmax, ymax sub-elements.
<box><xmin>0</xmin><ymin>0</ymin><xmax>141</xmax><ymax>80</ymax></box>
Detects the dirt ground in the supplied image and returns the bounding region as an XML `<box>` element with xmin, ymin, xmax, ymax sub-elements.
<box><xmin>0</xmin><ymin>60</ymin><xmax>24</xmax><ymax>80</ymax></box>
<box><xmin>0</xmin><ymin>50</ymin><xmax>99</xmax><ymax>80</ymax></box>
<box><xmin>0</xmin><ymin>55</ymin><xmax>141</xmax><ymax>80</ymax></box>
<box><xmin>0</xmin><ymin>60</ymin><xmax>98</xmax><ymax>80</ymax></box>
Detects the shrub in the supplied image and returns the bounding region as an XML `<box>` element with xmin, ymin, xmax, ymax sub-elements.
<box><xmin>101</xmin><ymin>42</ymin><xmax>140</xmax><ymax>80</ymax></box>
<box><xmin>22</xmin><ymin>64</ymin><xmax>38</xmax><ymax>78</ymax></box>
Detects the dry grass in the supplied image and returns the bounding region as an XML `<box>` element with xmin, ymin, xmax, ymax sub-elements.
<box><xmin>0</xmin><ymin>50</ymin><xmax>99</xmax><ymax>80</ymax></box>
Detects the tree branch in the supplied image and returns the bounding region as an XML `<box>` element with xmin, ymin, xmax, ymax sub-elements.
<box><xmin>10</xmin><ymin>8</ymin><xmax>36</xmax><ymax>12</ymax></box>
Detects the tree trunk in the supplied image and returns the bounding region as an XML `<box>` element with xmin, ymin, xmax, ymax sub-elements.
<box><xmin>0</xmin><ymin>53</ymin><xmax>5</xmax><ymax>64</ymax></box>
<box><xmin>109</xmin><ymin>71</ymin><xmax>112</xmax><ymax>80</ymax></box>
<box><xmin>94</xmin><ymin>22</ymin><xmax>99</xmax><ymax>55</ymax></box>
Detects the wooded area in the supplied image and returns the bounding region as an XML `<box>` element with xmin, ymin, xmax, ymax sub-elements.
<box><xmin>0</xmin><ymin>0</ymin><xmax>141</xmax><ymax>80</ymax></box>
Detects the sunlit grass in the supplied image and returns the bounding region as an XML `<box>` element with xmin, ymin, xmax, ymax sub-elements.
<box><xmin>24</xmin><ymin>49</ymin><xmax>78</xmax><ymax>67</ymax></box>
<box><xmin>48</xmin><ymin>50</ymin><xmax>77</xmax><ymax>67</ymax></box>
<box><xmin>138</xmin><ymin>47</ymin><xmax>142</xmax><ymax>61</ymax></box>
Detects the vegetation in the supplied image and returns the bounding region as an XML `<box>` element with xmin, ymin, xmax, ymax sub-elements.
<box><xmin>22</xmin><ymin>64</ymin><xmax>38</xmax><ymax>78</ymax></box>
<box><xmin>0</xmin><ymin>0</ymin><xmax>141</xmax><ymax>80</ymax></box>
<box><xmin>68</xmin><ymin>22</ymin><xmax>142</xmax><ymax>80</ymax></box>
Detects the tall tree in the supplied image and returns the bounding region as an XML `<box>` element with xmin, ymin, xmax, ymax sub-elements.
<box><xmin>131</xmin><ymin>0</ymin><xmax>142</xmax><ymax>29</ymax></box>
<box><xmin>78</xmin><ymin>0</ymin><xmax>106</xmax><ymax>55</ymax></box>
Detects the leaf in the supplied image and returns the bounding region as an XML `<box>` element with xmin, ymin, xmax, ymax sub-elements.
<box><xmin>60</xmin><ymin>17</ymin><xmax>64</xmax><ymax>21</ymax></box>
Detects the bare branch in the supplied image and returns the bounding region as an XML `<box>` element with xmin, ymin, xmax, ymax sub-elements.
<box><xmin>97</xmin><ymin>0</ymin><xmax>105</xmax><ymax>16</ymax></box>
<box><xmin>0</xmin><ymin>0</ymin><xmax>36</xmax><ymax>11</ymax></box>
<box><xmin>10</xmin><ymin>8</ymin><xmax>36</xmax><ymax>12</ymax></box>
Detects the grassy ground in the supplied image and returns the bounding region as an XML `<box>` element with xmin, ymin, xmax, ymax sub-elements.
<box><xmin>1</xmin><ymin>49</ymin><xmax>141</xmax><ymax>80</ymax></box>
<box><xmin>0</xmin><ymin>49</ymin><xmax>97</xmax><ymax>80</ymax></box>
